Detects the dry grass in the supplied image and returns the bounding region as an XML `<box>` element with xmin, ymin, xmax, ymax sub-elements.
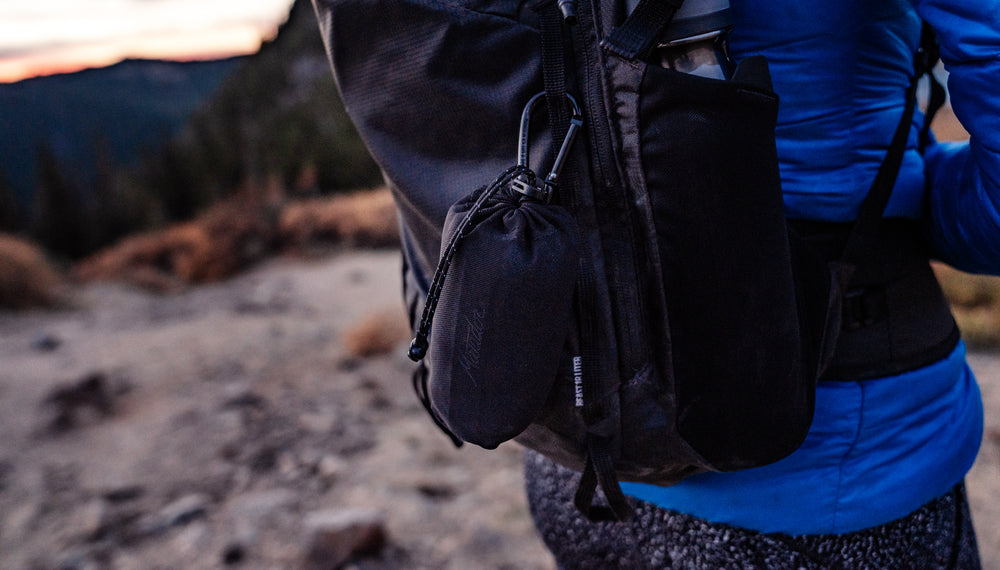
<box><xmin>279</xmin><ymin>188</ymin><xmax>399</xmax><ymax>253</ymax></box>
<box><xmin>74</xmin><ymin>198</ymin><xmax>278</xmax><ymax>287</ymax></box>
<box><xmin>342</xmin><ymin>307</ymin><xmax>411</xmax><ymax>359</ymax></box>
<box><xmin>0</xmin><ymin>233</ymin><xmax>64</xmax><ymax>309</ymax></box>
<box><xmin>934</xmin><ymin>263</ymin><xmax>1000</xmax><ymax>348</ymax></box>
<box><xmin>74</xmin><ymin>188</ymin><xmax>398</xmax><ymax>290</ymax></box>
<box><xmin>72</xmin><ymin>226</ymin><xmax>195</xmax><ymax>291</ymax></box>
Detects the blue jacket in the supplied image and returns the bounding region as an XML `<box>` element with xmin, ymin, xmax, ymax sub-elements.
<box><xmin>622</xmin><ymin>0</ymin><xmax>995</xmax><ymax>534</ymax></box>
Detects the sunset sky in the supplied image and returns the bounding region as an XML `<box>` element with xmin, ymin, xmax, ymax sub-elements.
<box><xmin>0</xmin><ymin>0</ymin><xmax>296</xmax><ymax>83</ymax></box>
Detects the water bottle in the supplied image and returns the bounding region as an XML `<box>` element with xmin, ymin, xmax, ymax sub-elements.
<box><xmin>627</xmin><ymin>0</ymin><xmax>736</xmax><ymax>79</ymax></box>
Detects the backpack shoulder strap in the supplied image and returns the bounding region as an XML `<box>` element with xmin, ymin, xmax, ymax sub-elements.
<box><xmin>839</xmin><ymin>21</ymin><xmax>942</xmax><ymax>265</ymax></box>
<box><xmin>919</xmin><ymin>22</ymin><xmax>946</xmax><ymax>152</ymax></box>
<box><xmin>601</xmin><ymin>0</ymin><xmax>686</xmax><ymax>60</ymax></box>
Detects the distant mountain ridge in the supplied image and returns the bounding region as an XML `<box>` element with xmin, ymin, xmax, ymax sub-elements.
<box><xmin>0</xmin><ymin>57</ymin><xmax>244</xmax><ymax>212</ymax></box>
<box><xmin>0</xmin><ymin>0</ymin><xmax>379</xmax><ymax>261</ymax></box>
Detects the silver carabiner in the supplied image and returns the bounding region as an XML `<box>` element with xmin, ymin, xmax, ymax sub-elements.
<box><xmin>513</xmin><ymin>92</ymin><xmax>584</xmax><ymax>202</ymax></box>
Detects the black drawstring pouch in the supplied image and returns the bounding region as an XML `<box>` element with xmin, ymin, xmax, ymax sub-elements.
<box><xmin>408</xmin><ymin>163</ymin><xmax>580</xmax><ymax>449</ymax></box>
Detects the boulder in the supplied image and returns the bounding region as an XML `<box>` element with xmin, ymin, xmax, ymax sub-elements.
<box><xmin>302</xmin><ymin>508</ymin><xmax>386</xmax><ymax>570</ymax></box>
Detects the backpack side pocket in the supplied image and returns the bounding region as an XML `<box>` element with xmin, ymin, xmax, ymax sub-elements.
<box><xmin>639</xmin><ymin>56</ymin><xmax>815</xmax><ymax>469</ymax></box>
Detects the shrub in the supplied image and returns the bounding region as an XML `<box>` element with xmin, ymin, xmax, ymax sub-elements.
<box><xmin>74</xmin><ymin>187</ymin><xmax>399</xmax><ymax>289</ymax></box>
<box><xmin>278</xmin><ymin>188</ymin><xmax>399</xmax><ymax>253</ymax></box>
<box><xmin>74</xmin><ymin>197</ymin><xmax>278</xmax><ymax>287</ymax></box>
<box><xmin>342</xmin><ymin>308</ymin><xmax>410</xmax><ymax>358</ymax></box>
<box><xmin>0</xmin><ymin>233</ymin><xmax>63</xmax><ymax>309</ymax></box>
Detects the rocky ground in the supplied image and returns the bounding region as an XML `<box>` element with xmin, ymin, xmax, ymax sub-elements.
<box><xmin>0</xmin><ymin>249</ymin><xmax>997</xmax><ymax>569</ymax></box>
<box><xmin>0</xmin><ymin>250</ymin><xmax>553</xmax><ymax>569</ymax></box>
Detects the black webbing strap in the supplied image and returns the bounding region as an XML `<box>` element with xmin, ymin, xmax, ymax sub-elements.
<box><xmin>921</xmin><ymin>70</ymin><xmax>947</xmax><ymax>153</ymax></box>
<box><xmin>537</xmin><ymin>3</ymin><xmax>571</xmax><ymax>150</ymax></box>
<box><xmin>919</xmin><ymin>22</ymin><xmax>946</xmax><ymax>153</ymax></box>
<box><xmin>573</xmin><ymin>435</ymin><xmax>634</xmax><ymax>521</ymax></box>
<box><xmin>601</xmin><ymin>0</ymin><xmax>685</xmax><ymax>60</ymax></box>
<box><xmin>536</xmin><ymin>1</ymin><xmax>634</xmax><ymax>522</ymax></box>
<box><xmin>840</xmin><ymin>23</ymin><xmax>941</xmax><ymax>266</ymax></box>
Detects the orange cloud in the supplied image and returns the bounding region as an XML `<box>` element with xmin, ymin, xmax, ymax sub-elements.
<box><xmin>0</xmin><ymin>2</ymin><xmax>287</xmax><ymax>83</ymax></box>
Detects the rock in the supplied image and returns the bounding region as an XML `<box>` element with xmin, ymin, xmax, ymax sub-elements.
<box><xmin>69</xmin><ymin>498</ymin><xmax>107</xmax><ymax>540</ymax></box>
<box><xmin>53</xmin><ymin>545</ymin><xmax>102</xmax><ymax>570</ymax></box>
<box><xmin>30</xmin><ymin>332</ymin><xmax>61</xmax><ymax>352</ymax></box>
<box><xmin>227</xmin><ymin>489</ymin><xmax>297</xmax><ymax>544</ymax></box>
<box><xmin>317</xmin><ymin>455</ymin><xmax>346</xmax><ymax>481</ymax></box>
<box><xmin>221</xmin><ymin>543</ymin><xmax>246</xmax><ymax>566</ymax></box>
<box><xmin>41</xmin><ymin>373</ymin><xmax>116</xmax><ymax>433</ymax></box>
<box><xmin>89</xmin><ymin>504</ymin><xmax>145</xmax><ymax>544</ymax></box>
<box><xmin>102</xmin><ymin>485</ymin><xmax>145</xmax><ymax>504</ymax></box>
<box><xmin>299</xmin><ymin>412</ymin><xmax>337</xmax><ymax>434</ymax></box>
<box><xmin>141</xmin><ymin>493</ymin><xmax>210</xmax><ymax>535</ymax></box>
<box><xmin>278</xmin><ymin>451</ymin><xmax>300</xmax><ymax>478</ymax></box>
<box><xmin>302</xmin><ymin>508</ymin><xmax>386</xmax><ymax>570</ymax></box>
<box><xmin>987</xmin><ymin>426</ymin><xmax>1000</xmax><ymax>444</ymax></box>
<box><xmin>220</xmin><ymin>385</ymin><xmax>267</xmax><ymax>410</ymax></box>
<box><xmin>416</xmin><ymin>483</ymin><xmax>456</xmax><ymax>501</ymax></box>
<box><xmin>396</xmin><ymin>467</ymin><xmax>469</xmax><ymax>501</ymax></box>
<box><xmin>249</xmin><ymin>445</ymin><xmax>279</xmax><ymax>472</ymax></box>
<box><xmin>162</xmin><ymin>494</ymin><xmax>211</xmax><ymax>527</ymax></box>
<box><xmin>169</xmin><ymin>520</ymin><xmax>211</xmax><ymax>555</ymax></box>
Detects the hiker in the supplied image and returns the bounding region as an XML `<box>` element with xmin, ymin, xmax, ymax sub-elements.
<box><xmin>312</xmin><ymin>0</ymin><xmax>995</xmax><ymax>566</ymax></box>
<box><xmin>522</xmin><ymin>2</ymin><xmax>994</xmax><ymax>568</ymax></box>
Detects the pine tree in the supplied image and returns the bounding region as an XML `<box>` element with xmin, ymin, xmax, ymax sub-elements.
<box><xmin>0</xmin><ymin>166</ymin><xmax>23</xmax><ymax>233</ymax></box>
<box><xmin>32</xmin><ymin>143</ymin><xmax>93</xmax><ymax>259</ymax></box>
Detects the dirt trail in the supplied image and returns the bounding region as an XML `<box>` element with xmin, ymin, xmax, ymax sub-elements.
<box><xmin>0</xmin><ymin>250</ymin><xmax>997</xmax><ymax>568</ymax></box>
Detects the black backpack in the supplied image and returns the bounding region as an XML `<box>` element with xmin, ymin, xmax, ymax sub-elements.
<box><xmin>312</xmin><ymin>0</ymin><xmax>956</xmax><ymax>520</ymax></box>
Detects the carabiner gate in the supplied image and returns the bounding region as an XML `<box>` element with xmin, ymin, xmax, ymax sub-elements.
<box><xmin>512</xmin><ymin>92</ymin><xmax>584</xmax><ymax>202</ymax></box>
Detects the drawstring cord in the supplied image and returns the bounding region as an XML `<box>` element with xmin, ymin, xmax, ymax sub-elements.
<box><xmin>407</xmin><ymin>164</ymin><xmax>528</xmax><ymax>362</ymax></box>
<box><xmin>406</xmin><ymin>164</ymin><xmax>531</xmax><ymax>446</ymax></box>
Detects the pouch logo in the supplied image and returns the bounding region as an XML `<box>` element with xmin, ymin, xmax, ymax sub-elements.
<box><xmin>573</xmin><ymin>356</ymin><xmax>584</xmax><ymax>407</ymax></box>
<box><xmin>459</xmin><ymin>307</ymin><xmax>487</xmax><ymax>381</ymax></box>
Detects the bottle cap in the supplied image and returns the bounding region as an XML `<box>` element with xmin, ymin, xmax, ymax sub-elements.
<box><xmin>661</xmin><ymin>0</ymin><xmax>732</xmax><ymax>44</ymax></box>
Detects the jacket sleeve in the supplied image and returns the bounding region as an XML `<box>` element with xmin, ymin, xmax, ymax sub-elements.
<box><xmin>911</xmin><ymin>0</ymin><xmax>1000</xmax><ymax>274</ymax></box>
